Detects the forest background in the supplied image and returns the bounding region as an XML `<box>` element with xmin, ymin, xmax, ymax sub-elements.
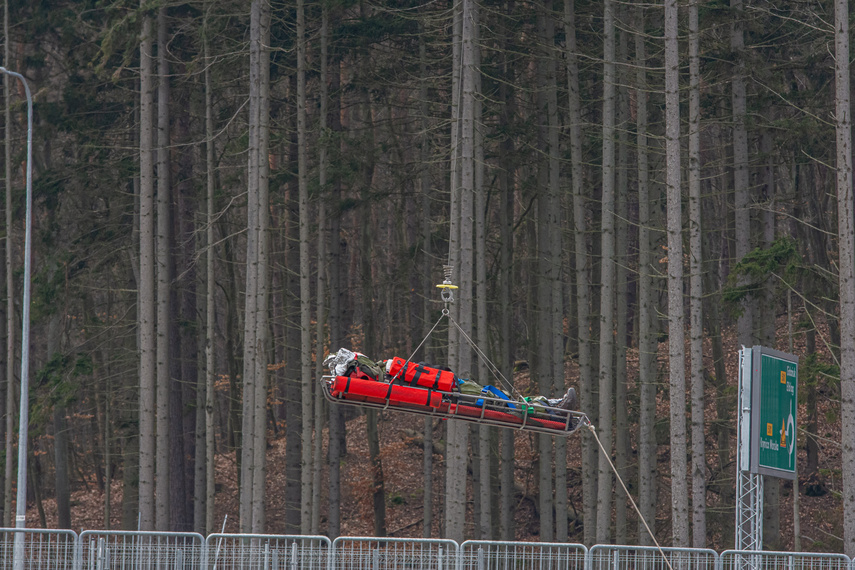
<box><xmin>2</xmin><ymin>0</ymin><xmax>855</xmax><ymax>557</ymax></box>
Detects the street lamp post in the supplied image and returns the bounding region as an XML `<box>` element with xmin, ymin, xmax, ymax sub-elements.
<box><xmin>0</xmin><ymin>66</ymin><xmax>34</xmax><ymax>570</ymax></box>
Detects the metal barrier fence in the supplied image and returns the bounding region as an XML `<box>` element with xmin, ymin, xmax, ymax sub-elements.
<box><xmin>590</xmin><ymin>545</ymin><xmax>719</xmax><ymax>570</ymax></box>
<box><xmin>78</xmin><ymin>529</ymin><xmax>205</xmax><ymax>569</ymax></box>
<box><xmin>331</xmin><ymin>536</ymin><xmax>458</xmax><ymax>570</ymax></box>
<box><xmin>1</xmin><ymin>528</ymin><xmax>854</xmax><ymax>570</ymax></box>
<box><xmin>206</xmin><ymin>534</ymin><xmax>330</xmax><ymax>570</ymax></box>
<box><xmin>0</xmin><ymin>528</ymin><xmax>77</xmax><ymax>570</ymax></box>
<box><xmin>720</xmin><ymin>550</ymin><xmax>851</xmax><ymax>570</ymax></box>
<box><xmin>460</xmin><ymin>540</ymin><xmax>587</xmax><ymax>570</ymax></box>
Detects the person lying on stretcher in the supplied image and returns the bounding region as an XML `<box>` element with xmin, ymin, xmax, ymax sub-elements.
<box><xmin>323</xmin><ymin>348</ymin><xmax>578</xmax><ymax>415</ymax></box>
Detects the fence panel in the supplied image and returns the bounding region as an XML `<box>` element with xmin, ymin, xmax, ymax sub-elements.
<box><xmin>78</xmin><ymin>530</ymin><xmax>205</xmax><ymax>570</ymax></box>
<box><xmin>3</xmin><ymin>526</ymin><xmax>855</xmax><ymax>570</ymax></box>
<box><xmin>589</xmin><ymin>544</ymin><xmax>719</xmax><ymax>570</ymax></box>
<box><xmin>205</xmin><ymin>533</ymin><xmax>330</xmax><ymax>570</ymax></box>
<box><xmin>331</xmin><ymin>536</ymin><xmax>459</xmax><ymax>570</ymax></box>
<box><xmin>0</xmin><ymin>527</ymin><xmax>77</xmax><ymax>570</ymax></box>
<box><xmin>720</xmin><ymin>550</ymin><xmax>851</xmax><ymax>570</ymax></box>
<box><xmin>460</xmin><ymin>540</ymin><xmax>587</xmax><ymax>570</ymax></box>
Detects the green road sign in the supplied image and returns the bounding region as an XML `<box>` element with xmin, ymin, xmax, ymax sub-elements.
<box><xmin>749</xmin><ymin>346</ymin><xmax>798</xmax><ymax>479</ymax></box>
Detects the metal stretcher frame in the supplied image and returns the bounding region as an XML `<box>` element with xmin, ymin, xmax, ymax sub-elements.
<box><xmin>320</xmin><ymin>375</ymin><xmax>589</xmax><ymax>437</ymax></box>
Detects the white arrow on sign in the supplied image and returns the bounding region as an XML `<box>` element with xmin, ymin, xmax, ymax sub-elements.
<box><xmin>788</xmin><ymin>400</ymin><xmax>795</xmax><ymax>467</ymax></box>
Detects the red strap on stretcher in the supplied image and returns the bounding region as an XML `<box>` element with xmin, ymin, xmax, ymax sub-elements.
<box><xmin>386</xmin><ymin>357</ymin><xmax>456</xmax><ymax>392</ymax></box>
<box><xmin>332</xmin><ymin>375</ymin><xmax>442</xmax><ymax>409</ymax></box>
<box><xmin>446</xmin><ymin>401</ymin><xmax>570</xmax><ymax>431</ymax></box>
<box><xmin>332</xmin><ymin>375</ymin><xmax>572</xmax><ymax>433</ymax></box>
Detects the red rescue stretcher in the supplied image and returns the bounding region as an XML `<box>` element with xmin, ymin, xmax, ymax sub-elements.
<box><xmin>319</xmin><ymin>358</ymin><xmax>588</xmax><ymax>437</ymax></box>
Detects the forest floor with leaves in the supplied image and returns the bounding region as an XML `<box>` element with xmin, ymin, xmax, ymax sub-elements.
<box><xmin>31</xmin><ymin>315</ymin><xmax>845</xmax><ymax>552</ymax></box>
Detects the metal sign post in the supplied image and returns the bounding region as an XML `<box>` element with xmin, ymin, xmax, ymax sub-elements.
<box><xmin>736</xmin><ymin>347</ymin><xmax>763</xmax><ymax>553</ymax></box>
<box><xmin>0</xmin><ymin>66</ymin><xmax>33</xmax><ymax>570</ymax></box>
<box><xmin>735</xmin><ymin>346</ymin><xmax>798</xmax><ymax>554</ymax></box>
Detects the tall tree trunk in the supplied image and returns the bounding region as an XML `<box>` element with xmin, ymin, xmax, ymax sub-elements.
<box><xmin>447</xmin><ymin>0</ymin><xmax>462</xmax><ymax>374</ymax></box>
<box><xmin>759</xmin><ymin>128</ymin><xmax>781</xmax><ymax>550</ymax></box>
<box><xmin>536</xmin><ymin>3</ymin><xmax>554</xmax><ymax>541</ymax></box>
<box><xmin>665</xmin><ymin>0</ymin><xmax>689</xmax><ymax>546</ymax></box>
<box><xmin>137</xmin><ymin>0</ymin><xmax>157</xmax><ymax>531</ymax></box>
<box><xmin>2</xmin><ymin>0</ymin><xmax>13</xmax><ymax>528</ymax></box>
<box><xmin>123</xmin><ymin>223</ymin><xmax>141</xmax><ymax>530</ymax></box>
<box><xmin>499</xmin><ymin>2</ymin><xmax>516</xmax><ymax>540</ymax></box>
<box><xmin>283</xmin><ymin>194</ymin><xmax>303</xmax><ymax>533</ymax></box>
<box><xmin>359</xmin><ymin>83</ymin><xmax>386</xmax><ymax>538</ymax></box>
<box><xmin>202</xmin><ymin>0</ymin><xmax>216</xmax><ymax>534</ymax></box>
<box><xmin>614</xmin><ymin>10</ymin><xmax>630</xmax><ymax>543</ymax></box>
<box><xmin>366</xmin><ymin>407</ymin><xmax>386</xmax><ymax>538</ymax></box>
<box><xmin>312</xmin><ymin>1</ymin><xmax>329</xmax><ymax>536</ymax></box>
<box><xmin>297</xmin><ymin>0</ymin><xmax>314</xmax><ymax>534</ymax></box>
<box><xmin>173</xmin><ymin>102</ymin><xmax>197</xmax><ymax>532</ymax></box>
<box><xmin>688</xmin><ymin>0</ymin><xmax>706</xmax><ymax>548</ymax></box>
<box><xmin>193</xmin><ymin>294</ymin><xmax>206</xmax><ymax>533</ymax></box>
<box><xmin>705</xmin><ymin>201</ymin><xmax>733</xmax><ymax>543</ymax></box>
<box><xmin>473</xmin><ymin>0</ymin><xmax>491</xmax><ymax>539</ymax></box>
<box><xmin>804</xmin><ymin>317</ymin><xmax>820</xmax><ymax>477</ymax></box>
<box><xmin>283</xmin><ymin>97</ymin><xmax>302</xmax><ymax>532</ymax></box>
<box><xmin>445</xmin><ymin>0</ymin><xmax>477</xmax><ymax>543</ymax></box>
<box><xmin>252</xmin><ymin>0</ymin><xmax>270</xmax><ymax>533</ymax></box>
<box><xmin>190</xmin><ymin>133</ymin><xmax>206</xmax><ymax>536</ymax></box>
<box><xmin>103</xmin><ymin>349</ymin><xmax>112</xmax><ymax>530</ymax></box>
<box><xmin>326</xmin><ymin>6</ymin><xmax>344</xmax><ymax>538</ymax></box>
<box><xmin>50</xmin><ymin>313</ymin><xmax>71</xmax><ymax>529</ymax></box>
<box><xmin>759</xmin><ymin>129</ymin><xmax>777</xmax><ymax>348</ymax></box>
<box><xmin>224</xmin><ymin>234</ymin><xmax>242</xmax><ymax>455</ymax></box>
<box><xmin>240</xmin><ymin>4</ymin><xmax>262</xmax><ymax>531</ymax></box>
<box><xmin>634</xmin><ymin>0</ymin><xmax>656</xmax><ymax>545</ymax></box>
<box><xmin>361</xmin><ymin>219</ymin><xmax>386</xmax><ymax>538</ymax></box>
<box><xmin>546</xmin><ymin>4</ymin><xmax>567</xmax><ymax>543</ymax></box>
<box><xmin>29</xmin><ymin>449</ymin><xmax>45</xmax><ymax>528</ymax></box>
<box><xmin>835</xmin><ymin>0</ymin><xmax>855</xmax><ymax>556</ymax></box>
<box><xmin>155</xmin><ymin>5</ymin><xmax>171</xmax><ymax>531</ymax></box>
<box><xmin>241</xmin><ymin>0</ymin><xmax>270</xmax><ymax>533</ymax></box>
<box><xmin>596</xmin><ymin>0</ymin><xmax>617</xmax><ymax>544</ymax></box>
<box><xmin>564</xmin><ymin>0</ymin><xmax>595</xmax><ymax>544</ymax></box>
<box><xmin>418</xmin><ymin>18</ymin><xmax>435</xmax><ymax>540</ymax></box>
<box><xmin>790</xmin><ymin>284</ymin><xmax>800</xmax><ymax>551</ymax></box>
<box><xmin>732</xmin><ymin>0</ymin><xmax>752</xmax><ymax>347</ymax></box>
